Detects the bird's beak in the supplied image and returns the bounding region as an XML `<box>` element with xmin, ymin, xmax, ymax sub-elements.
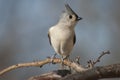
<box><xmin>65</xmin><ymin>4</ymin><xmax>82</xmax><ymax>21</ymax></box>
<box><xmin>77</xmin><ymin>17</ymin><xmax>82</xmax><ymax>21</ymax></box>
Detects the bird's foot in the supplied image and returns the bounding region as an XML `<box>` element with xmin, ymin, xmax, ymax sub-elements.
<box><xmin>60</xmin><ymin>56</ymin><xmax>69</xmax><ymax>69</ymax></box>
<box><xmin>51</xmin><ymin>53</ymin><xmax>57</xmax><ymax>64</ymax></box>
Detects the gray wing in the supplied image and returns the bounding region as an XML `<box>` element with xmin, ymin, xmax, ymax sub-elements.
<box><xmin>48</xmin><ymin>32</ymin><xmax>51</xmax><ymax>45</ymax></box>
<box><xmin>73</xmin><ymin>33</ymin><xmax>76</xmax><ymax>45</ymax></box>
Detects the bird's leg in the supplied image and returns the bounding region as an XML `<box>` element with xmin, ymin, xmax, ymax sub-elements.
<box><xmin>61</xmin><ymin>56</ymin><xmax>65</xmax><ymax>69</ymax></box>
<box><xmin>61</xmin><ymin>55</ymin><xmax>72</xmax><ymax>72</ymax></box>
<box><xmin>61</xmin><ymin>55</ymin><xmax>69</xmax><ymax>69</ymax></box>
<box><xmin>51</xmin><ymin>53</ymin><xmax>57</xmax><ymax>64</ymax></box>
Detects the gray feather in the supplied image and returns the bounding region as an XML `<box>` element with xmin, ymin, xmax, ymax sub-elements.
<box><xmin>48</xmin><ymin>32</ymin><xmax>51</xmax><ymax>46</ymax></box>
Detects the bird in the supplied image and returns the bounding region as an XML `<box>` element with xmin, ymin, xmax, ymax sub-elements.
<box><xmin>48</xmin><ymin>4</ymin><xmax>82</xmax><ymax>64</ymax></box>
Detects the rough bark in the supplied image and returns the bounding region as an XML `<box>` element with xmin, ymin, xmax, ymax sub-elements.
<box><xmin>28</xmin><ymin>63</ymin><xmax>120</xmax><ymax>80</ymax></box>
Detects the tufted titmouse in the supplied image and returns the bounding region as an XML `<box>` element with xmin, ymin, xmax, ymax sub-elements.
<box><xmin>48</xmin><ymin>4</ymin><xmax>82</xmax><ymax>62</ymax></box>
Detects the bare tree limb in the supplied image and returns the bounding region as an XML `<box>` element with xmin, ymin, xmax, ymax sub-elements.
<box><xmin>28</xmin><ymin>63</ymin><xmax>120</xmax><ymax>80</ymax></box>
<box><xmin>1</xmin><ymin>51</ymin><xmax>119</xmax><ymax>80</ymax></box>
<box><xmin>60</xmin><ymin>63</ymin><xmax>120</xmax><ymax>80</ymax></box>
<box><xmin>93</xmin><ymin>51</ymin><xmax>110</xmax><ymax>66</ymax></box>
<box><xmin>87</xmin><ymin>51</ymin><xmax>110</xmax><ymax>68</ymax></box>
<box><xmin>0</xmin><ymin>58</ymin><xmax>86</xmax><ymax>76</ymax></box>
<box><xmin>28</xmin><ymin>69</ymin><xmax>71</xmax><ymax>80</ymax></box>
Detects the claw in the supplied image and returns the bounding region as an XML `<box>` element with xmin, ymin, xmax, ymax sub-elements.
<box><xmin>51</xmin><ymin>53</ymin><xmax>57</xmax><ymax>64</ymax></box>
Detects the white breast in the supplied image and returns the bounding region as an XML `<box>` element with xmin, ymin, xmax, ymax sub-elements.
<box><xmin>49</xmin><ymin>25</ymin><xmax>74</xmax><ymax>57</ymax></box>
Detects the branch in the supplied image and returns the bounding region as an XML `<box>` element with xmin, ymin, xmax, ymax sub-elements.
<box><xmin>28</xmin><ymin>69</ymin><xmax>71</xmax><ymax>80</ymax></box>
<box><xmin>28</xmin><ymin>63</ymin><xmax>120</xmax><ymax>80</ymax></box>
<box><xmin>93</xmin><ymin>51</ymin><xmax>110</xmax><ymax>66</ymax></box>
<box><xmin>0</xmin><ymin>58</ymin><xmax>86</xmax><ymax>76</ymax></box>
<box><xmin>60</xmin><ymin>63</ymin><xmax>120</xmax><ymax>80</ymax></box>
<box><xmin>1</xmin><ymin>51</ymin><xmax>119</xmax><ymax>80</ymax></box>
<box><xmin>87</xmin><ymin>51</ymin><xmax>110</xmax><ymax>68</ymax></box>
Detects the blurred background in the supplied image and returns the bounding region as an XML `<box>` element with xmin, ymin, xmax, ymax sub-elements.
<box><xmin>0</xmin><ymin>0</ymin><xmax>120</xmax><ymax>80</ymax></box>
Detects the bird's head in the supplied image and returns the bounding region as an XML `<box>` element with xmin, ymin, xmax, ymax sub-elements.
<box><xmin>59</xmin><ymin>4</ymin><xmax>82</xmax><ymax>27</ymax></box>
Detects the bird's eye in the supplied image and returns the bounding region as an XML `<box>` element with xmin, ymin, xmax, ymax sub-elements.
<box><xmin>69</xmin><ymin>15</ymin><xmax>72</xmax><ymax>19</ymax></box>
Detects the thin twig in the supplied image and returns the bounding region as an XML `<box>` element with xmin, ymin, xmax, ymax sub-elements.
<box><xmin>87</xmin><ymin>51</ymin><xmax>110</xmax><ymax>68</ymax></box>
<box><xmin>93</xmin><ymin>51</ymin><xmax>110</xmax><ymax>65</ymax></box>
<box><xmin>75</xmin><ymin>56</ymin><xmax>80</xmax><ymax>64</ymax></box>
